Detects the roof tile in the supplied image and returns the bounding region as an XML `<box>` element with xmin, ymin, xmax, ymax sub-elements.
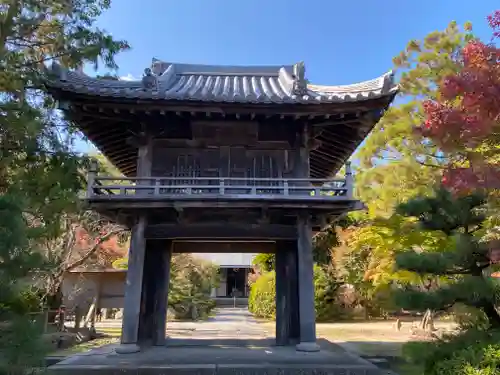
<box><xmin>47</xmin><ymin>60</ymin><xmax>397</xmax><ymax>104</ymax></box>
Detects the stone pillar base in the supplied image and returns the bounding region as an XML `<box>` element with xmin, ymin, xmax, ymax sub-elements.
<box><xmin>296</xmin><ymin>342</ymin><xmax>320</xmax><ymax>352</ymax></box>
<box><xmin>115</xmin><ymin>343</ymin><xmax>140</xmax><ymax>354</ymax></box>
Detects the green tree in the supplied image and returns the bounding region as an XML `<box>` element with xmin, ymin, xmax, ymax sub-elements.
<box><xmin>0</xmin><ymin>0</ymin><xmax>129</xmax><ymax>236</ymax></box>
<box><xmin>354</xmin><ymin>21</ymin><xmax>474</xmax><ymax>217</ymax></box>
<box><xmin>394</xmin><ymin>188</ymin><xmax>500</xmax><ymax>328</ymax></box>
<box><xmin>0</xmin><ymin>1</ymin><xmax>128</xmax><ymax>371</ymax></box>
<box><xmin>333</xmin><ymin>214</ymin><xmax>448</xmax><ymax>321</ymax></box>
<box><xmin>113</xmin><ymin>254</ymin><xmax>219</xmax><ymax>321</ymax></box>
<box><xmin>0</xmin><ymin>195</ymin><xmax>49</xmax><ymax>372</ymax></box>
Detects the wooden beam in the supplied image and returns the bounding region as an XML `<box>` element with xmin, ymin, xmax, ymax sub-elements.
<box><xmin>59</xmin><ymin>93</ymin><xmax>395</xmax><ymax>117</ymax></box>
<box><xmin>145</xmin><ymin>223</ymin><xmax>298</xmax><ymax>240</ymax></box>
<box><xmin>172</xmin><ymin>241</ymin><xmax>274</xmax><ymax>253</ymax></box>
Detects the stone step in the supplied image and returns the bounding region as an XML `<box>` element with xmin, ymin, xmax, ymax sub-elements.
<box><xmin>47</xmin><ymin>342</ymin><xmax>384</xmax><ymax>375</ymax></box>
<box><xmin>49</xmin><ymin>363</ymin><xmax>384</xmax><ymax>375</ymax></box>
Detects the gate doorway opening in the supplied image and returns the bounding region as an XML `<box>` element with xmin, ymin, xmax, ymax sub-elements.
<box><xmin>226</xmin><ymin>268</ymin><xmax>247</xmax><ymax>297</ymax></box>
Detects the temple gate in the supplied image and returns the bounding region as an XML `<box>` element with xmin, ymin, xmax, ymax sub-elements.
<box><xmin>46</xmin><ymin>60</ymin><xmax>397</xmax><ymax>354</ymax></box>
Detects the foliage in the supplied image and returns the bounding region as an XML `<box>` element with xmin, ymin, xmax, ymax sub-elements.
<box><xmin>338</xmin><ymin>20</ymin><xmax>483</xmax><ymax>323</ymax></box>
<box><xmin>168</xmin><ymin>254</ymin><xmax>218</xmax><ymax>320</ymax></box>
<box><xmin>312</xmin><ymin>226</ymin><xmax>338</xmax><ymax>266</ymax></box>
<box><xmin>355</xmin><ymin>21</ymin><xmax>474</xmax><ymax>217</ymax></box>
<box><xmin>0</xmin><ymin>1</ymin><xmax>129</xmax><ymax>371</ymax></box>
<box><xmin>393</xmin><ymin>188</ymin><xmax>500</xmax><ymax>328</ymax></box>
<box><xmin>250</xmin><ymin>227</ymin><xmax>338</xmax><ymax>276</ymax></box>
<box><xmin>332</xmin><ymin>213</ymin><xmax>450</xmax><ymax>319</ymax></box>
<box><xmin>248</xmin><ymin>271</ymin><xmax>276</xmax><ymax>319</ymax></box>
<box><xmin>252</xmin><ymin>253</ymin><xmax>275</xmax><ymax>272</ymax></box>
<box><xmin>113</xmin><ymin>254</ymin><xmax>218</xmax><ymax>320</ymax></box>
<box><xmin>0</xmin><ymin>0</ymin><xmax>129</xmax><ymax>235</ymax></box>
<box><xmin>418</xmin><ymin>11</ymin><xmax>500</xmax><ymax>193</ymax></box>
<box><xmin>313</xmin><ymin>265</ymin><xmax>349</xmax><ymax>321</ymax></box>
<box><xmin>0</xmin><ymin>316</ymin><xmax>48</xmax><ymax>374</ymax></box>
<box><xmin>40</xmin><ymin>209</ymin><xmax>127</xmax><ymax>308</ymax></box>
<box><xmin>0</xmin><ymin>195</ymin><xmax>49</xmax><ymax>371</ymax></box>
<box><xmin>248</xmin><ymin>267</ymin><xmax>349</xmax><ymax>322</ymax></box>
<box><xmin>402</xmin><ymin>328</ymin><xmax>500</xmax><ymax>375</ymax></box>
<box><xmin>0</xmin><ymin>196</ymin><xmax>45</xmax><ymax>316</ymax></box>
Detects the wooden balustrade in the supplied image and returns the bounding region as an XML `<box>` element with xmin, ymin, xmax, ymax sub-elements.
<box><xmin>88</xmin><ymin>176</ymin><xmax>353</xmax><ymax>200</ymax></box>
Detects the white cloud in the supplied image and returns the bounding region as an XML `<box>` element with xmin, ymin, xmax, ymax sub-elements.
<box><xmin>120</xmin><ymin>73</ymin><xmax>137</xmax><ymax>81</ymax></box>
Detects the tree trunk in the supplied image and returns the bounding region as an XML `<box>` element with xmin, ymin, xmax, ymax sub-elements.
<box><xmin>419</xmin><ymin>309</ymin><xmax>435</xmax><ymax>332</ymax></box>
<box><xmin>45</xmin><ymin>285</ymin><xmax>63</xmax><ymax>323</ymax></box>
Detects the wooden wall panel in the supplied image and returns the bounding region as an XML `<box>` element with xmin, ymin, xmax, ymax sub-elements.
<box><xmin>152</xmin><ymin>145</ymin><xmax>294</xmax><ymax>181</ymax></box>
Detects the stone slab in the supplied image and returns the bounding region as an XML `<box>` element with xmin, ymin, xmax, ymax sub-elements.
<box><xmin>48</xmin><ymin>338</ymin><xmax>382</xmax><ymax>375</ymax></box>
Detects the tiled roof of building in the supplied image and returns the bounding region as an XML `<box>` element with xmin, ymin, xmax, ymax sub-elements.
<box><xmin>47</xmin><ymin>59</ymin><xmax>397</xmax><ymax>104</ymax></box>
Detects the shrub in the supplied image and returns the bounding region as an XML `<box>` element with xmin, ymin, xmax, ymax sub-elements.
<box><xmin>249</xmin><ymin>266</ymin><xmax>351</xmax><ymax>321</ymax></box>
<box><xmin>248</xmin><ymin>271</ymin><xmax>276</xmax><ymax>319</ymax></box>
<box><xmin>314</xmin><ymin>266</ymin><xmax>350</xmax><ymax>321</ymax></box>
<box><xmin>252</xmin><ymin>253</ymin><xmax>275</xmax><ymax>272</ymax></box>
<box><xmin>402</xmin><ymin>329</ymin><xmax>500</xmax><ymax>375</ymax></box>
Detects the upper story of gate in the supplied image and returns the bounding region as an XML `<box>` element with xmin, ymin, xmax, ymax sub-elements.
<box><xmin>45</xmin><ymin>59</ymin><xmax>397</xmax><ymax>210</ymax></box>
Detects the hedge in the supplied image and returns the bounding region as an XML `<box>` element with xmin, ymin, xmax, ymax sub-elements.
<box><xmin>248</xmin><ymin>266</ymin><xmax>350</xmax><ymax>322</ymax></box>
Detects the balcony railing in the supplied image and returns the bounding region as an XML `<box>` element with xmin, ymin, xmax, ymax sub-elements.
<box><xmin>87</xmin><ymin>176</ymin><xmax>353</xmax><ymax>200</ymax></box>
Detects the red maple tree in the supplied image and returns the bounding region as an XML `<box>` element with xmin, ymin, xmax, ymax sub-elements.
<box><xmin>419</xmin><ymin>11</ymin><xmax>500</xmax><ymax>192</ymax></box>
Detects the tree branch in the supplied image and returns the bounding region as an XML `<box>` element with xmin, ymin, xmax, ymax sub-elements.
<box><xmin>62</xmin><ymin>228</ymin><xmax>125</xmax><ymax>273</ymax></box>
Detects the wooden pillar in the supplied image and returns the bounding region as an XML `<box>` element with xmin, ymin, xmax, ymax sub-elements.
<box><xmin>116</xmin><ymin>137</ymin><xmax>152</xmax><ymax>354</ymax></box>
<box><xmin>137</xmin><ymin>239</ymin><xmax>173</xmax><ymax>346</ymax></box>
<box><xmin>292</xmin><ymin>123</ymin><xmax>319</xmax><ymax>351</ymax></box>
<box><xmin>117</xmin><ymin>215</ymin><xmax>147</xmax><ymax>353</ymax></box>
<box><xmin>296</xmin><ymin>214</ymin><xmax>319</xmax><ymax>352</ymax></box>
<box><xmin>286</xmin><ymin>242</ymin><xmax>300</xmax><ymax>344</ymax></box>
<box><xmin>153</xmin><ymin>240</ymin><xmax>173</xmax><ymax>346</ymax></box>
<box><xmin>276</xmin><ymin>240</ymin><xmax>301</xmax><ymax>346</ymax></box>
<box><xmin>275</xmin><ymin>241</ymin><xmax>289</xmax><ymax>346</ymax></box>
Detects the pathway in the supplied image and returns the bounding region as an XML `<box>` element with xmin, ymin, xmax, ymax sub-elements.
<box><xmin>95</xmin><ymin>307</ymin><xmax>271</xmax><ymax>340</ymax></box>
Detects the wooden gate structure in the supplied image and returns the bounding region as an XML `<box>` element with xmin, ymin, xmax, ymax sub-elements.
<box><xmin>46</xmin><ymin>60</ymin><xmax>397</xmax><ymax>354</ymax></box>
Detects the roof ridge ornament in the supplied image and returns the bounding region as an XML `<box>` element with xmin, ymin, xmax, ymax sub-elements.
<box><xmin>292</xmin><ymin>61</ymin><xmax>307</xmax><ymax>96</ymax></box>
<box><xmin>141</xmin><ymin>68</ymin><xmax>157</xmax><ymax>90</ymax></box>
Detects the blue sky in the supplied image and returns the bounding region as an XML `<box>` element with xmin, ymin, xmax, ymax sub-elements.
<box><xmin>80</xmin><ymin>0</ymin><xmax>498</xmax><ymax>153</ymax></box>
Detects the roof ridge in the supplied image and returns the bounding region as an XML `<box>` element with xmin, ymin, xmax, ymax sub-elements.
<box><xmin>151</xmin><ymin>60</ymin><xmax>295</xmax><ymax>76</ymax></box>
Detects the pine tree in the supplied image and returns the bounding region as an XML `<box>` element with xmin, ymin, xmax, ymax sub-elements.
<box><xmin>0</xmin><ymin>195</ymin><xmax>49</xmax><ymax>372</ymax></box>
<box><xmin>394</xmin><ymin>188</ymin><xmax>500</xmax><ymax>329</ymax></box>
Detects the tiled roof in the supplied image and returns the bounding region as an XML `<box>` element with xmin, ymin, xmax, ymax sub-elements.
<box><xmin>47</xmin><ymin>60</ymin><xmax>397</xmax><ymax>104</ymax></box>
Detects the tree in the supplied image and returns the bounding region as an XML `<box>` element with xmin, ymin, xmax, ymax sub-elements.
<box><xmin>252</xmin><ymin>253</ymin><xmax>275</xmax><ymax>273</ymax></box>
<box><xmin>40</xmin><ymin>210</ymin><xmax>127</xmax><ymax>310</ymax></box>
<box><xmin>1</xmin><ymin>1</ymin><xmax>129</xmax><ymax>238</ymax></box>
<box><xmin>0</xmin><ymin>1</ymin><xmax>129</xmax><ymax>370</ymax></box>
<box><xmin>394</xmin><ymin>188</ymin><xmax>500</xmax><ymax>329</ymax></box>
<box><xmin>0</xmin><ymin>195</ymin><xmax>50</xmax><ymax>372</ymax></box>
<box><xmin>113</xmin><ymin>254</ymin><xmax>219</xmax><ymax>320</ymax></box>
<box><xmin>354</xmin><ymin>21</ymin><xmax>475</xmax><ymax>217</ymax></box>
<box><xmin>418</xmin><ymin>11</ymin><xmax>500</xmax><ymax>193</ymax></box>
<box><xmin>39</xmin><ymin>153</ymin><xmax>128</xmax><ymax>309</ymax></box>
<box><xmin>333</xmin><ymin>214</ymin><xmax>449</xmax><ymax>322</ymax></box>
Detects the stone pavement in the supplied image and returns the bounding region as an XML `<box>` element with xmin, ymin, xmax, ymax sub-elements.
<box><xmin>50</xmin><ymin>308</ymin><xmax>384</xmax><ymax>374</ymax></box>
<box><xmin>96</xmin><ymin>308</ymin><xmax>272</xmax><ymax>339</ymax></box>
